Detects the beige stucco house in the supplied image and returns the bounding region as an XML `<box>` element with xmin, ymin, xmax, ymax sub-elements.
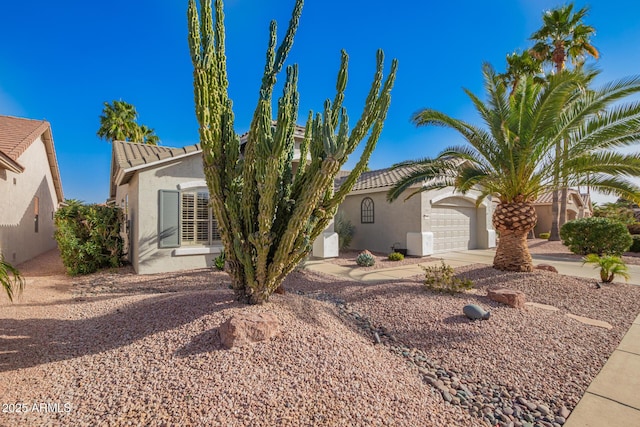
<box><xmin>109</xmin><ymin>127</ymin><xmax>338</xmax><ymax>274</ymax></box>
<box><xmin>336</xmin><ymin>166</ymin><xmax>496</xmax><ymax>255</ymax></box>
<box><xmin>532</xmin><ymin>190</ymin><xmax>593</xmax><ymax>237</ymax></box>
<box><xmin>0</xmin><ymin>115</ymin><xmax>64</xmax><ymax>264</ymax></box>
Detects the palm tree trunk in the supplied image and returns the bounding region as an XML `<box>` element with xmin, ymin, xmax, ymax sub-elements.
<box><xmin>492</xmin><ymin>202</ymin><xmax>537</xmax><ymax>272</ymax></box>
<box><xmin>559</xmin><ymin>187</ymin><xmax>568</xmax><ymax>226</ymax></box>
<box><xmin>549</xmin><ymin>140</ymin><xmax>562</xmax><ymax>241</ymax></box>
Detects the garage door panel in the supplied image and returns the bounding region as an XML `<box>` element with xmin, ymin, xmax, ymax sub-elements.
<box><xmin>432</xmin><ymin>206</ymin><xmax>476</xmax><ymax>253</ymax></box>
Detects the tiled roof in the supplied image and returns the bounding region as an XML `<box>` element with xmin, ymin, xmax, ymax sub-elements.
<box><xmin>0</xmin><ymin>115</ymin><xmax>63</xmax><ymax>201</ymax></box>
<box><xmin>534</xmin><ymin>189</ymin><xmax>587</xmax><ymax>207</ymax></box>
<box><xmin>0</xmin><ymin>116</ymin><xmax>50</xmax><ymax>171</ymax></box>
<box><xmin>112</xmin><ymin>140</ymin><xmax>201</xmax><ymax>170</ymax></box>
<box><xmin>336</xmin><ymin>165</ymin><xmax>424</xmax><ymax>192</ymax></box>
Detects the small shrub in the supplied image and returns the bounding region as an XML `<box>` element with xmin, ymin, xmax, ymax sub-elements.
<box><xmin>538</xmin><ymin>232</ymin><xmax>550</xmax><ymax>239</ymax></box>
<box><xmin>356</xmin><ymin>250</ymin><xmax>375</xmax><ymax>267</ymax></box>
<box><xmin>422</xmin><ymin>261</ymin><xmax>474</xmax><ymax>294</ymax></box>
<box><xmin>214</xmin><ymin>249</ymin><xmax>225</xmax><ymax>271</ymax></box>
<box><xmin>582</xmin><ymin>254</ymin><xmax>630</xmax><ymax>284</ymax></box>
<box><xmin>388</xmin><ymin>252</ymin><xmax>404</xmax><ymax>261</ymax></box>
<box><xmin>0</xmin><ymin>255</ymin><xmax>25</xmax><ymax>302</ymax></box>
<box><xmin>560</xmin><ymin>217</ymin><xmax>632</xmax><ymax>256</ymax></box>
<box><xmin>54</xmin><ymin>202</ymin><xmax>124</xmax><ymax>275</ymax></box>
<box><xmin>335</xmin><ymin>211</ymin><xmax>355</xmax><ymax>250</ymax></box>
<box><xmin>630</xmin><ymin>235</ymin><xmax>640</xmax><ymax>253</ymax></box>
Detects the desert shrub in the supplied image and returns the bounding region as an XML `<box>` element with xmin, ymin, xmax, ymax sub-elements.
<box><xmin>628</xmin><ymin>223</ymin><xmax>640</xmax><ymax>235</ymax></box>
<box><xmin>422</xmin><ymin>261</ymin><xmax>474</xmax><ymax>294</ymax></box>
<box><xmin>593</xmin><ymin>204</ymin><xmax>636</xmax><ymax>226</ymax></box>
<box><xmin>335</xmin><ymin>211</ymin><xmax>355</xmax><ymax>250</ymax></box>
<box><xmin>538</xmin><ymin>232</ymin><xmax>550</xmax><ymax>239</ymax></box>
<box><xmin>214</xmin><ymin>249</ymin><xmax>226</xmax><ymax>271</ymax></box>
<box><xmin>54</xmin><ymin>202</ymin><xmax>123</xmax><ymax>275</ymax></box>
<box><xmin>560</xmin><ymin>217</ymin><xmax>632</xmax><ymax>256</ymax></box>
<box><xmin>388</xmin><ymin>252</ymin><xmax>404</xmax><ymax>261</ymax></box>
<box><xmin>582</xmin><ymin>254</ymin><xmax>630</xmax><ymax>284</ymax></box>
<box><xmin>356</xmin><ymin>250</ymin><xmax>375</xmax><ymax>267</ymax></box>
<box><xmin>630</xmin><ymin>235</ymin><xmax>640</xmax><ymax>253</ymax></box>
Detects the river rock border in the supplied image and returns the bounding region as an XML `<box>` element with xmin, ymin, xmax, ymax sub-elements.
<box><xmin>300</xmin><ymin>290</ymin><xmax>571</xmax><ymax>427</ymax></box>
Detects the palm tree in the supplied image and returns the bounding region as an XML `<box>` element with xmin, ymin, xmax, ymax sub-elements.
<box><xmin>132</xmin><ymin>124</ymin><xmax>160</xmax><ymax>145</ymax></box>
<box><xmin>1</xmin><ymin>256</ymin><xmax>25</xmax><ymax>302</ymax></box>
<box><xmin>530</xmin><ymin>3</ymin><xmax>599</xmax><ymax>239</ymax></box>
<box><xmin>97</xmin><ymin>100</ymin><xmax>139</xmax><ymax>143</ymax></box>
<box><xmin>499</xmin><ymin>50</ymin><xmax>543</xmax><ymax>96</ymax></box>
<box><xmin>387</xmin><ymin>65</ymin><xmax>640</xmax><ymax>272</ymax></box>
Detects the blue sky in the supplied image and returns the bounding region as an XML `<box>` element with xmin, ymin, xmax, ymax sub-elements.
<box><xmin>1</xmin><ymin>0</ymin><xmax>639</xmax><ymax>204</ymax></box>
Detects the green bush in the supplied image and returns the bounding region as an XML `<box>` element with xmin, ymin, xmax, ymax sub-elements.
<box><xmin>560</xmin><ymin>217</ymin><xmax>632</xmax><ymax>256</ymax></box>
<box><xmin>356</xmin><ymin>250</ymin><xmax>375</xmax><ymax>267</ymax></box>
<box><xmin>335</xmin><ymin>211</ymin><xmax>355</xmax><ymax>250</ymax></box>
<box><xmin>388</xmin><ymin>252</ymin><xmax>404</xmax><ymax>261</ymax></box>
<box><xmin>422</xmin><ymin>261</ymin><xmax>474</xmax><ymax>294</ymax></box>
<box><xmin>54</xmin><ymin>202</ymin><xmax>124</xmax><ymax>275</ymax></box>
<box><xmin>214</xmin><ymin>249</ymin><xmax>226</xmax><ymax>271</ymax></box>
<box><xmin>538</xmin><ymin>232</ymin><xmax>550</xmax><ymax>239</ymax></box>
<box><xmin>630</xmin><ymin>235</ymin><xmax>640</xmax><ymax>253</ymax></box>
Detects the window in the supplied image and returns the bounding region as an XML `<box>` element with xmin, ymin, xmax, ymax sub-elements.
<box><xmin>34</xmin><ymin>196</ymin><xmax>39</xmax><ymax>233</ymax></box>
<box><xmin>180</xmin><ymin>191</ymin><xmax>221</xmax><ymax>245</ymax></box>
<box><xmin>361</xmin><ymin>197</ymin><xmax>374</xmax><ymax>223</ymax></box>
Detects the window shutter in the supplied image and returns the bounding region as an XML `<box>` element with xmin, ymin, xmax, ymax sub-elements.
<box><xmin>158</xmin><ymin>190</ymin><xmax>180</xmax><ymax>248</ymax></box>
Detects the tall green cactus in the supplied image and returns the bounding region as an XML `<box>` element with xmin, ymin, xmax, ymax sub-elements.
<box><xmin>188</xmin><ymin>0</ymin><xmax>397</xmax><ymax>304</ymax></box>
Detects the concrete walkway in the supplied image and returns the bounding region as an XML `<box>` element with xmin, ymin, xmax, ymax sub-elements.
<box><xmin>304</xmin><ymin>250</ymin><xmax>640</xmax><ymax>426</ymax></box>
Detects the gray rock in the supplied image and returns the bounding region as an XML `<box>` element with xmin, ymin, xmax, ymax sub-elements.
<box><xmin>555</xmin><ymin>416</ymin><xmax>566</xmax><ymax>425</ymax></box>
<box><xmin>559</xmin><ymin>406</ymin><xmax>570</xmax><ymax>419</ymax></box>
<box><xmin>463</xmin><ymin>304</ymin><xmax>491</xmax><ymax>320</ymax></box>
<box><xmin>537</xmin><ymin>404</ymin><xmax>551</xmax><ymax>416</ymax></box>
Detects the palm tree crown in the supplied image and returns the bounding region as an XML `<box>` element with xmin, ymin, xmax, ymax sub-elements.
<box><xmin>387</xmin><ymin>65</ymin><xmax>640</xmax><ymax>272</ymax></box>
<box><xmin>97</xmin><ymin>100</ymin><xmax>160</xmax><ymax>145</ymax></box>
<box><xmin>530</xmin><ymin>4</ymin><xmax>599</xmax><ymax>73</ymax></box>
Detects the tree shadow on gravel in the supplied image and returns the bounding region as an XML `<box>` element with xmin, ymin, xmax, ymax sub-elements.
<box><xmin>0</xmin><ymin>290</ymin><xmax>237</xmax><ymax>372</ymax></box>
<box><xmin>174</xmin><ymin>328</ymin><xmax>223</xmax><ymax>356</ymax></box>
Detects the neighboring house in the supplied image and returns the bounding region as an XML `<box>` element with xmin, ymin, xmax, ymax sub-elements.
<box><xmin>336</xmin><ymin>166</ymin><xmax>496</xmax><ymax>255</ymax></box>
<box><xmin>532</xmin><ymin>189</ymin><xmax>593</xmax><ymax>237</ymax></box>
<box><xmin>109</xmin><ymin>128</ymin><xmax>338</xmax><ymax>274</ymax></box>
<box><xmin>0</xmin><ymin>115</ymin><xmax>64</xmax><ymax>264</ymax></box>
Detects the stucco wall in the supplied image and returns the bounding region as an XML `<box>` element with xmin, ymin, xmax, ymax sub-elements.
<box><xmin>339</xmin><ymin>189</ymin><xmax>422</xmax><ymax>254</ymax></box>
<box><xmin>0</xmin><ymin>136</ymin><xmax>60</xmax><ymax>265</ymax></box>
<box><xmin>339</xmin><ymin>187</ymin><xmax>495</xmax><ymax>255</ymax></box>
<box><xmin>131</xmin><ymin>155</ymin><xmax>220</xmax><ymax>274</ymax></box>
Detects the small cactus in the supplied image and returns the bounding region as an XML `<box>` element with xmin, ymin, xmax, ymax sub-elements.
<box><xmin>356</xmin><ymin>250</ymin><xmax>376</xmax><ymax>267</ymax></box>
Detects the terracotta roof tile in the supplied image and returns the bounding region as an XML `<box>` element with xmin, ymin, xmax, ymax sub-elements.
<box><xmin>112</xmin><ymin>140</ymin><xmax>202</xmax><ymax>170</ymax></box>
<box><xmin>0</xmin><ymin>115</ymin><xmax>49</xmax><ymax>164</ymax></box>
<box><xmin>335</xmin><ymin>165</ymin><xmax>423</xmax><ymax>192</ymax></box>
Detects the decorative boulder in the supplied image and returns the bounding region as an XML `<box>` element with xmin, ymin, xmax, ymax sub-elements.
<box><xmin>535</xmin><ymin>264</ymin><xmax>558</xmax><ymax>273</ymax></box>
<box><xmin>463</xmin><ymin>304</ymin><xmax>491</xmax><ymax>320</ymax></box>
<box><xmin>219</xmin><ymin>312</ymin><xmax>281</xmax><ymax>349</ymax></box>
<box><xmin>488</xmin><ymin>288</ymin><xmax>526</xmax><ymax>308</ymax></box>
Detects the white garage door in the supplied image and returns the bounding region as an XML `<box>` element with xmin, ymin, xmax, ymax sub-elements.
<box><xmin>431</xmin><ymin>206</ymin><xmax>477</xmax><ymax>253</ymax></box>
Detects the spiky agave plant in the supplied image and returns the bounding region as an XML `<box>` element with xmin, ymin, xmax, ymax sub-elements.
<box><xmin>188</xmin><ymin>0</ymin><xmax>397</xmax><ymax>304</ymax></box>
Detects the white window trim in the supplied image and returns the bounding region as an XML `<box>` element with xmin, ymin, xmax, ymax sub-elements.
<box><xmin>173</xmin><ymin>245</ymin><xmax>224</xmax><ymax>256</ymax></box>
<box><xmin>178</xmin><ymin>180</ymin><xmax>207</xmax><ymax>190</ymax></box>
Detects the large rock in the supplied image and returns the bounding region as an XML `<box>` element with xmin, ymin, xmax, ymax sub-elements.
<box><xmin>487</xmin><ymin>288</ymin><xmax>526</xmax><ymax>308</ymax></box>
<box><xmin>219</xmin><ymin>312</ymin><xmax>281</xmax><ymax>349</ymax></box>
<box><xmin>535</xmin><ymin>264</ymin><xmax>558</xmax><ymax>273</ymax></box>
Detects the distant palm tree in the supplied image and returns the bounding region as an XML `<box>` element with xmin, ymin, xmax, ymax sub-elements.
<box><xmin>133</xmin><ymin>124</ymin><xmax>160</xmax><ymax>145</ymax></box>
<box><xmin>530</xmin><ymin>3</ymin><xmax>599</xmax><ymax>239</ymax></box>
<box><xmin>499</xmin><ymin>50</ymin><xmax>543</xmax><ymax>96</ymax></box>
<box><xmin>97</xmin><ymin>100</ymin><xmax>139</xmax><ymax>143</ymax></box>
<box><xmin>1</xmin><ymin>256</ymin><xmax>25</xmax><ymax>302</ymax></box>
<box><xmin>387</xmin><ymin>65</ymin><xmax>640</xmax><ymax>272</ymax></box>
<box><xmin>97</xmin><ymin>100</ymin><xmax>160</xmax><ymax>145</ymax></box>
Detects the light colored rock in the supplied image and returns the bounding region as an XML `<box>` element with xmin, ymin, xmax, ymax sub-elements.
<box><xmin>525</xmin><ymin>302</ymin><xmax>559</xmax><ymax>311</ymax></box>
<box><xmin>488</xmin><ymin>288</ymin><xmax>526</xmax><ymax>308</ymax></box>
<box><xmin>535</xmin><ymin>264</ymin><xmax>558</xmax><ymax>273</ymax></box>
<box><xmin>219</xmin><ymin>312</ymin><xmax>281</xmax><ymax>349</ymax></box>
<box><xmin>565</xmin><ymin>313</ymin><xmax>613</xmax><ymax>330</ymax></box>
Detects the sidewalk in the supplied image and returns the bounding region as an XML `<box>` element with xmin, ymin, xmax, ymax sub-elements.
<box><xmin>304</xmin><ymin>250</ymin><xmax>640</xmax><ymax>426</ymax></box>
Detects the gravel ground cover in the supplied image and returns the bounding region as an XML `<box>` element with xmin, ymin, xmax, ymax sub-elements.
<box><xmin>1</xmin><ymin>248</ymin><xmax>639</xmax><ymax>427</ymax></box>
